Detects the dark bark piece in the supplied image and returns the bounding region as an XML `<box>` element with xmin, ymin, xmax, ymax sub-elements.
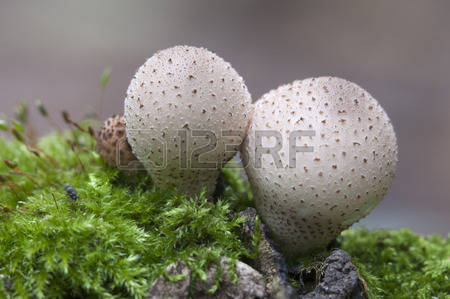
<box><xmin>303</xmin><ymin>250</ymin><xmax>367</xmax><ymax>299</ymax></box>
<box><xmin>240</xmin><ymin>208</ymin><xmax>367</xmax><ymax>299</ymax></box>
<box><xmin>147</xmin><ymin>209</ymin><xmax>367</xmax><ymax>299</ymax></box>
<box><xmin>212</xmin><ymin>173</ymin><xmax>226</xmax><ymax>201</ymax></box>
<box><xmin>239</xmin><ymin>208</ymin><xmax>300</xmax><ymax>298</ymax></box>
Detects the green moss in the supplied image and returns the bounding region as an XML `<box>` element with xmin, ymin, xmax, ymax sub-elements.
<box><xmin>340</xmin><ymin>228</ymin><xmax>450</xmax><ymax>299</ymax></box>
<box><xmin>0</xmin><ymin>128</ymin><xmax>252</xmax><ymax>298</ymax></box>
<box><xmin>220</xmin><ymin>161</ymin><xmax>254</xmax><ymax>212</ymax></box>
<box><xmin>0</xmin><ymin>128</ymin><xmax>448</xmax><ymax>298</ymax></box>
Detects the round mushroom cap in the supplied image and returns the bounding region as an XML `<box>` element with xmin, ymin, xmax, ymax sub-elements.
<box><xmin>243</xmin><ymin>77</ymin><xmax>398</xmax><ymax>256</ymax></box>
<box><xmin>125</xmin><ymin>45</ymin><xmax>253</xmax><ymax>197</ymax></box>
<box><xmin>97</xmin><ymin>115</ymin><xmax>141</xmax><ymax>170</ymax></box>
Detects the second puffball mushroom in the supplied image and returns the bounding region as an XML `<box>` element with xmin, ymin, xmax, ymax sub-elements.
<box><xmin>97</xmin><ymin>114</ymin><xmax>141</xmax><ymax>171</ymax></box>
<box><xmin>125</xmin><ymin>46</ymin><xmax>253</xmax><ymax>197</ymax></box>
<box><xmin>243</xmin><ymin>77</ymin><xmax>398</xmax><ymax>256</ymax></box>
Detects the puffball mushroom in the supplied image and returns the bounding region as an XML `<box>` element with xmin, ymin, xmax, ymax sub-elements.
<box><xmin>97</xmin><ymin>115</ymin><xmax>141</xmax><ymax>170</ymax></box>
<box><xmin>243</xmin><ymin>77</ymin><xmax>398</xmax><ymax>256</ymax></box>
<box><xmin>125</xmin><ymin>45</ymin><xmax>252</xmax><ymax>197</ymax></box>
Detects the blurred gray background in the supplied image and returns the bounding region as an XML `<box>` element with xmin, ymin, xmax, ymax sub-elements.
<box><xmin>0</xmin><ymin>0</ymin><xmax>449</xmax><ymax>234</ymax></box>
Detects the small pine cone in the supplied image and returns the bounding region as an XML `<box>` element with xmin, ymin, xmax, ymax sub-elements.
<box><xmin>96</xmin><ymin>115</ymin><xmax>141</xmax><ymax>170</ymax></box>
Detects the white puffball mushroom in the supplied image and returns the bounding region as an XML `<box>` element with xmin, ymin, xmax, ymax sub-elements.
<box><xmin>125</xmin><ymin>45</ymin><xmax>252</xmax><ymax>197</ymax></box>
<box><xmin>243</xmin><ymin>77</ymin><xmax>398</xmax><ymax>256</ymax></box>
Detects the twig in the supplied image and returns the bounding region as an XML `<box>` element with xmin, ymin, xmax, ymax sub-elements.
<box><xmin>67</xmin><ymin>140</ymin><xmax>86</xmax><ymax>172</ymax></box>
<box><xmin>0</xmin><ymin>182</ymin><xmax>22</xmax><ymax>201</ymax></box>
<box><xmin>27</xmin><ymin>146</ymin><xmax>61</xmax><ymax>168</ymax></box>
<box><xmin>51</xmin><ymin>193</ymin><xmax>59</xmax><ymax>210</ymax></box>
<box><xmin>98</xmin><ymin>67</ymin><xmax>112</xmax><ymax>120</ymax></box>
<box><xmin>10</xmin><ymin>127</ymin><xmax>26</xmax><ymax>143</ymax></box>
<box><xmin>3</xmin><ymin>160</ymin><xmax>18</xmax><ymax>169</ymax></box>
<box><xmin>35</xmin><ymin>100</ymin><xmax>63</xmax><ymax>133</ymax></box>
<box><xmin>7</xmin><ymin>170</ymin><xmax>40</xmax><ymax>187</ymax></box>
<box><xmin>8</xmin><ymin>182</ymin><xmax>31</xmax><ymax>196</ymax></box>
<box><xmin>8</xmin><ymin>170</ymin><xmax>59</xmax><ymax>188</ymax></box>
<box><xmin>62</xmin><ymin>110</ymin><xmax>85</xmax><ymax>132</ymax></box>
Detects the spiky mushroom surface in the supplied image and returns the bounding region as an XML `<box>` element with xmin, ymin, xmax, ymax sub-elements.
<box><xmin>243</xmin><ymin>77</ymin><xmax>398</xmax><ymax>256</ymax></box>
<box><xmin>96</xmin><ymin>115</ymin><xmax>140</xmax><ymax>170</ymax></box>
<box><xmin>125</xmin><ymin>45</ymin><xmax>253</xmax><ymax>197</ymax></box>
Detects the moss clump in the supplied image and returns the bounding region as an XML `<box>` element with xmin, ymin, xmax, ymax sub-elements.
<box><xmin>0</xmin><ymin>128</ymin><xmax>448</xmax><ymax>298</ymax></box>
<box><xmin>0</xmin><ymin>129</ymin><xmax>252</xmax><ymax>298</ymax></box>
<box><xmin>340</xmin><ymin>228</ymin><xmax>450</xmax><ymax>299</ymax></box>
